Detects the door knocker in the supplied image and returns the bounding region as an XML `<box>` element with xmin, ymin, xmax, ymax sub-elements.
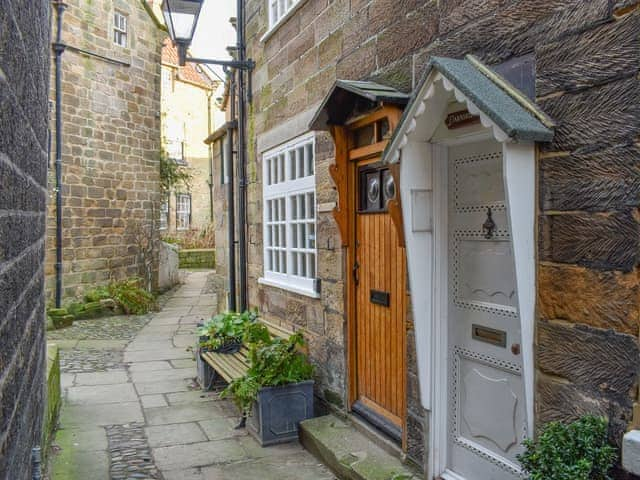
<box><xmin>482</xmin><ymin>207</ymin><xmax>496</xmax><ymax>239</ymax></box>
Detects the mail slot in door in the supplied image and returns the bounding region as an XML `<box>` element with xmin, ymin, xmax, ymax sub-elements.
<box><xmin>370</xmin><ymin>290</ymin><xmax>390</xmax><ymax>307</ymax></box>
<box><xmin>472</xmin><ymin>324</ymin><xmax>507</xmax><ymax>347</ymax></box>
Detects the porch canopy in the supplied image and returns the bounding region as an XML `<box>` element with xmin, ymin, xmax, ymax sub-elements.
<box><xmin>384</xmin><ymin>55</ymin><xmax>554</xmax><ymax>163</ymax></box>
<box><xmin>380</xmin><ymin>54</ymin><xmax>554</xmax><ymax>439</ymax></box>
<box><xmin>309</xmin><ymin>79</ymin><xmax>409</xmax><ymax>131</ymax></box>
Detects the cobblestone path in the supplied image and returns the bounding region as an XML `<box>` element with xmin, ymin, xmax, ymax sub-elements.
<box><xmin>48</xmin><ymin>270</ymin><xmax>334</xmax><ymax>480</ymax></box>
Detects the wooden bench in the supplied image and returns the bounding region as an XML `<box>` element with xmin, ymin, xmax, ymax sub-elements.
<box><xmin>200</xmin><ymin>320</ymin><xmax>296</xmax><ymax>384</ymax></box>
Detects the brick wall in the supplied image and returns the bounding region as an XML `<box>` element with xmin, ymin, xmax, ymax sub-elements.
<box><xmin>45</xmin><ymin>0</ymin><xmax>163</xmax><ymax>300</ymax></box>
<box><xmin>0</xmin><ymin>1</ymin><xmax>51</xmax><ymax>478</ymax></box>
<box><xmin>243</xmin><ymin>0</ymin><xmax>640</xmax><ymax>471</ymax></box>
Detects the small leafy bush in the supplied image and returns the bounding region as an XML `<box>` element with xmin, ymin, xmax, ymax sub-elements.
<box><xmin>107</xmin><ymin>278</ymin><xmax>157</xmax><ymax>315</ymax></box>
<box><xmin>197</xmin><ymin>310</ymin><xmax>258</xmax><ymax>352</ymax></box>
<box><xmin>517</xmin><ymin>415</ymin><xmax>617</xmax><ymax>480</ymax></box>
<box><xmin>221</xmin><ymin>331</ymin><xmax>314</xmax><ymax>415</ymax></box>
<box><xmin>83</xmin><ymin>286</ymin><xmax>110</xmax><ymax>303</ymax></box>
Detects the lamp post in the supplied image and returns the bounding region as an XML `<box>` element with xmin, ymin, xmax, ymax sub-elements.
<box><xmin>162</xmin><ymin>0</ymin><xmax>252</xmax><ymax>311</ymax></box>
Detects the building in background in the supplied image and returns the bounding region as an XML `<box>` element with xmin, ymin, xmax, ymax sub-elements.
<box><xmin>45</xmin><ymin>0</ymin><xmax>164</xmax><ymax>300</ymax></box>
<box><xmin>160</xmin><ymin>38</ymin><xmax>221</xmax><ymax>238</ymax></box>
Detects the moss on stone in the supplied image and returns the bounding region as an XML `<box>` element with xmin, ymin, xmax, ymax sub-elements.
<box><xmin>43</xmin><ymin>344</ymin><xmax>61</xmax><ymax>462</ymax></box>
<box><xmin>323</xmin><ymin>388</ymin><xmax>344</xmax><ymax>408</ymax></box>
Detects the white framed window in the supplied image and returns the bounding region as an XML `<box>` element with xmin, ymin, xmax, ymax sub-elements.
<box><xmin>176</xmin><ymin>193</ymin><xmax>191</xmax><ymax>231</ymax></box>
<box><xmin>159</xmin><ymin>196</ymin><xmax>169</xmax><ymax>230</ymax></box>
<box><xmin>113</xmin><ymin>11</ymin><xmax>128</xmax><ymax>47</ymax></box>
<box><xmin>260</xmin><ymin>133</ymin><xmax>318</xmax><ymax>297</ymax></box>
<box><xmin>268</xmin><ymin>0</ymin><xmax>301</xmax><ymax>31</ymax></box>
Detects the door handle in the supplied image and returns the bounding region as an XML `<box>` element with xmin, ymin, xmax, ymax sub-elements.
<box><xmin>352</xmin><ymin>261</ymin><xmax>360</xmax><ymax>286</ymax></box>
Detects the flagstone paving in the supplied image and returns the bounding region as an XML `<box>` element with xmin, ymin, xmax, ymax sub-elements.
<box><xmin>48</xmin><ymin>270</ymin><xmax>335</xmax><ymax>480</ymax></box>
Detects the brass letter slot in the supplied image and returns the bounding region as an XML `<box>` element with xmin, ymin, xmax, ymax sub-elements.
<box><xmin>472</xmin><ymin>324</ymin><xmax>506</xmax><ymax>348</ymax></box>
<box><xmin>370</xmin><ymin>290</ymin><xmax>390</xmax><ymax>307</ymax></box>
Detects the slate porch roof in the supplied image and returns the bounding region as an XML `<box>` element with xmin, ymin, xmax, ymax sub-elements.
<box><xmin>309</xmin><ymin>79</ymin><xmax>410</xmax><ymax>131</ymax></box>
<box><xmin>384</xmin><ymin>55</ymin><xmax>554</xmax><ymax>162</ymax></box>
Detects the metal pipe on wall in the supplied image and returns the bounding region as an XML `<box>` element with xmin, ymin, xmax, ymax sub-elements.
<box><xmin>207</xmin><ymin>91</ymin><xmax>214</xmax><ymax>222</ymax></box>
<box><xmin>236</xmin><ymin>0</ymin><xmax>248</xmax><ymax>311</ymax></box>
<box><xmin>52</xmin><ymin>1</ymin><xmax>67</xmax><ymax>308</ymax></box>
<box><xmin>227</xmin><ymin>71</ymin><xmax>238</xmax><ymax>312</ymax></box>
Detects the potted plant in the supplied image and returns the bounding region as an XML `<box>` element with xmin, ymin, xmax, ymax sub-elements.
<box><xmin>198</xmin><ymin>310</ymin><xmax>258</xmax><ymax>353</ymax></box>
<box><xmin>222</xmin><ymin>323</ymin><xmax>315</xmax><ymax>446</ymax></box>
<box><xmin>517</xmin><ymin>415</ymin><xmax>617</xmax><ymax>480</ymax></box>
<box><xmin>196</xmin><ymin>310</ymin><xmax>257</xmax><ymax>390</ymax></box>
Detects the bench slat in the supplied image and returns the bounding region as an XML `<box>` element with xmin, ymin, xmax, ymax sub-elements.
<box><xmin>200</xmin><ymin>319</ymin><xmax>298</xmax><ymax>385</ymax></box>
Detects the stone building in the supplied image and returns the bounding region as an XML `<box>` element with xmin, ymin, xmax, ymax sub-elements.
<box><xmin>160</xmin><ymin>39</ymin><xmax>220</xmax><ymax>237</ymax></box>
<box><xmin>0</xmin><ymin>1</ymin><xmax>51</xmax><ymax>478</ymax></box>
<box><xmin>210</xmin><ymin>0</ymin><xmax>640</xmax><ymax>478</ymax></box>
<box><xmin>45</xmin><ymin>0</ymin><xmax>164</xmax><ymax>300</ymax></box>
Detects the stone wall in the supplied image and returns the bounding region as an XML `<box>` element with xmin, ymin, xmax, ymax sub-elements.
<box><xmin>243</xmin><ymin>0</ymin><xmax>640</xmax><ymax>471</ymax></box>
<box><xmin>0</xmin><ymin>1</ymin><xmax>51</xmax><ymax>477</ymax></box>
<box><xmin>45</xmin><ymin>0</ymin><xmax>163</xmax><ymax>301</ymax></box>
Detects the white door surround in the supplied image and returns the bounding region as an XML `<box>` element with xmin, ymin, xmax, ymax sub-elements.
<box><xmin>385</xmin><ymin>63</ymin><xmax>542</xmax><ymax>479</ymax></box>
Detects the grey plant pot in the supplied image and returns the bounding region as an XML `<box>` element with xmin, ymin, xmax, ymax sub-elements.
<box><xmin>248</xmin><ymin>380</ymin><xmax>315</xmax><ymax>446</ymax></box>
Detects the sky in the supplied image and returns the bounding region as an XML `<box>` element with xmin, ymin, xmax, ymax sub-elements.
<box><xmin>190</xmin><ymin>0</ymin><xmax>237</xmax><ymax>81</ymax></box>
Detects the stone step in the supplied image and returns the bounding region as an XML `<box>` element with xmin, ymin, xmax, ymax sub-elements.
<box><xmin>300</xmin><ymin>414</ymin><xmax>421</xmax><ymax>480</ymax></box>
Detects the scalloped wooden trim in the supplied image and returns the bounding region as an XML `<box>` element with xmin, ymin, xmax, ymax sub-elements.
<box><xmin>329</xmin><ymin>126</ymin><xmax>350</xmax><ymax>247</ymax></box>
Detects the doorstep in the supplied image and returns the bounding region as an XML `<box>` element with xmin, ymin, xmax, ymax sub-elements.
<box><xmin>300</xmin><ymin>414</ymin><xmax>421</xmax><ymax>480</ymax></box>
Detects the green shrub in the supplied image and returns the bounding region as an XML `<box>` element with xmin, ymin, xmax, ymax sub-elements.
<box><xmin>83</xmin><ymin>286</ymin><xmax>110</xmax><ymax>303</ymax></box>
<box><xmin>197</xmin><ymin>310</ymin><xmax>258</xmax><ymax>351</ymax></box>
<box><xmin>107</xmin><ymin>278</ymin><xmax>157</xmax><ymax>315</ymax></box>
<box><xmin>518</xmin><ymin>415</ymin><xmax>617</xmax><ymax>480</ymax></box>
<box><xmin>221</xmin><ymin>331</ymin><xmax>314</xmax><ymax>415</ymax></box>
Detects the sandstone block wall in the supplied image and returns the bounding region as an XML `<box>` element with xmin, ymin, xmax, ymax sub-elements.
<box><xmin>243</xmin><ymin>0</ymin><xmax>639</xmax><ymax>470</ymax></box>
<box><xmin>46</xmin><ymin>0</ymin><xmax>163</xmax><ymax>301</ymax></box>
<box><xmin>0</xmin><ymin>1</ymin><xmax>51</xmax><ymax>477</ymax></box>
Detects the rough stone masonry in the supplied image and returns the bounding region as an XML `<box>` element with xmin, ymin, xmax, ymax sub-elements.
<box><xmin>45</xmin><ymin>0</ymin><xmax>163</xmax><ymax>301</ymax></box>
<box><xmin>0</xmin><ymin>0</ymin><xmax>51</xmax><ymax>478</ymax></box>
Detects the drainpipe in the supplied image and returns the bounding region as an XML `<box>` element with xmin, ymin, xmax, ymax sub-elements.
<box><xmin>52</xmin><ymin>1</ymin><xmax>67</xmax><ymax>308</ymax></box>
<box><xmin>236</xmin><ymin>0</ymin><xmax>248</xmax><ymax>311</ymax></box>
<box><xmin>207</xmin><ymin>91</ymin><xmax>214</xmax><ymax>222</ymax></box>
<box><xmin>227</xmin><ymin>70</ymin><xmax>237</xmax><ymax>312</ymax></box>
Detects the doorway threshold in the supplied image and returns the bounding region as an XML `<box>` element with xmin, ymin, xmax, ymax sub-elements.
<box><xmin>300</xmin><ymin>414</ymin><xmax>421</xmax><ymax>480</ymax></box>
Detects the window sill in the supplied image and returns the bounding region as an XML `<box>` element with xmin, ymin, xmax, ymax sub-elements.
<box><xmin>260</xmin><ymin>0</ymin><xmax>309</xmax><ymax>44</ymax></box>
<box><xmin>258</xmin><ymin>276</ymin><xmax>320</xmax><ymax>299</ymax></box>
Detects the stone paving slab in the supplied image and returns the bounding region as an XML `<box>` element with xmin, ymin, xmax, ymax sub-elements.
<box><xmin>67</xmin><ymin>383</ymin><xmax>138</xmax><ymax>404</ymax></box>
<box><xmin>74</xmin><ymin>370</ymin><xmax>129</xmax><ymax>386</ymax></box>
<box><xmin>153</xmin><ymin>439</ymin><xmax>247</xmax><ymax>470</ymax></box>
<box><xmin>59</xmin><ymin>402</ymin><xmax>144</xmax><ymax>427</ymax></box>
<box><xmin>145</xmin><ymin>422</ymin><xmax>207</xmax><ymax>447</ymax></box>
<box><xmin>48</xmin><ymin>271</ymin><xmax>335</xmax><ymax>480</ymax></box>
<box><xmin>141</xmin><ymin>394</ymin><xmax>169</xmax><ymax>409</ymax></box>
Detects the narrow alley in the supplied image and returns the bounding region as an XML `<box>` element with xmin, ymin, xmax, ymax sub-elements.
<box><xmin>48</xmin><ymin>271</ymin><xmax>334</xmax><ymax>480</ymax></box>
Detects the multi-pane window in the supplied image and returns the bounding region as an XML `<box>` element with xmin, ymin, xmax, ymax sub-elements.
<box><xmin>176</xmin><ymin>193</ymin><xmax>191</xmax><ymax>231</ymax></box>
<box><xmin>159</xmin><ymin>197</ymin><xmax>169</xmax><ymax>230</ymax></box>
<box><xmin>262</xmin><ymin>133</ymin><xmax>317</xmax><ymax>296</ymax></box>
<box><xmin>268</xmin><ymin>0</ymin><xmax>300</xmax><ymax>29</ymax></box>
<box><xmin>113</xmin><ymin>12</ymin><xmax>128</xmax><ymax>47</ymax></box>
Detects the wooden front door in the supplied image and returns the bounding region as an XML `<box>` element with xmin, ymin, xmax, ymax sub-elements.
<box><xmin>446</xmin><ymin>140</ymin><xmax>526</xmax><ymax>479</ymax></box>
<box><xmin>352</xmin><ymin>158</ymin><xmax>406</xmax><ymax>438</ymax></box>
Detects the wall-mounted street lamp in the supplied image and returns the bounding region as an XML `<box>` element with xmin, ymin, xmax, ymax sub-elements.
<box><xmin>161</xmin><ymin>0</ymin><xmax>254</xmax><ymax>70</ymax></box>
